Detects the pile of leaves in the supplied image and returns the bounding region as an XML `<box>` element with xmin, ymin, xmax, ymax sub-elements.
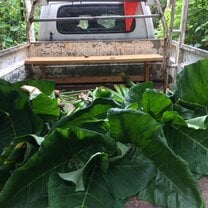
<box><xmin>0</xmin><ymin>59</ymin><xmax>208</xmax><ymax>208</ymax></box>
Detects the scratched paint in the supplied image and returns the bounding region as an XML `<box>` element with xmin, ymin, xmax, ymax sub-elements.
<box><xmin>0</xmin><ymin>43</ymin><xmax>29</xmax><ymax>78</ymax></box>
<box><xmin>29</xmin><ymin>40</ymin><xmax>163</xmax><ymax>57</ymax></box>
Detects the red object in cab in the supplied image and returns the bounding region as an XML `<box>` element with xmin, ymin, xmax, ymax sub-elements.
<box><xmin>124</xmin><ymin>1</ymin><xmax>139</xmax><ymax>31</ymax></box>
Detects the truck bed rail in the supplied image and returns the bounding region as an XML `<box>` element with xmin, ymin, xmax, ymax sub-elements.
<box><xmin>25</xmin><ymin>54</ymin><xmax>163</xmax><ymax>84</ymax></box>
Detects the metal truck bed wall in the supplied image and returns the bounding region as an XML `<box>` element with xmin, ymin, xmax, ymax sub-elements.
<box><xmin>27</xmin><ymin>39</ymin><xmax>164</xmax><ymax>81</ymax></box>
<box><xmin>0</xmin><ymin>43</ymin><xmax>29</xmax><ymax>82</ymax></box>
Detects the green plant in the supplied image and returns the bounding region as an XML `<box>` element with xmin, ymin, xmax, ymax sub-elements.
<box><xmin>0</xmin><ymin>0</ymin><xmax>26</xmax><ymax>49</ymax></box>
<box><xmin>155</xmin><ymin>0</ymin><xmax>208</xmax><ymax>50</ymax></box>
<box><xmin>1</xmin><ymin>59</ymin><xmax>208</xmax><ymax>207</ymax></box>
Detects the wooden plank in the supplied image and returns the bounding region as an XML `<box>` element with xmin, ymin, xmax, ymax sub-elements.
<box><xmin>144</xmin><ymin>62</ymin><xmax>150</xmax><ymax>81</ymax></box>
<box><xmin>50</xmin><ymin>75</ymin><xmax>145</xmax><ymax>84</ymax></box>
<box><xmin>25</xmin><ymin>54</ymin><xmax>163</xmax><ymax>65</ymax></box>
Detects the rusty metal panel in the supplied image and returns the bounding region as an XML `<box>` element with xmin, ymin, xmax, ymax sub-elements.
<box><xmin>29</xmin><ymin>40</ymin><xmax>163</xmax><ymax>57</ymax></box>
<box><xmin>0</xmin><ymin>43</ymin><xmax>29</xmax><ymax>79</ymax></box>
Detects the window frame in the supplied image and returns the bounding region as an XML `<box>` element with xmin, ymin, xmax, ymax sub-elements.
<box><xmin>56</xmin><ymin>4</ymin><xmax>136</xmax><ymax>34</ymax></box>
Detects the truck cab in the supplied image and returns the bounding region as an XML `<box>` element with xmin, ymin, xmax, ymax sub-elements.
<box><xmin>38</xmin><ymin>1</ymin><xmax>155</xmax><ymax>41</ymax></box>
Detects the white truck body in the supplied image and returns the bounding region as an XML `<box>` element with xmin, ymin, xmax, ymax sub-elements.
<box><xmin>38</xmin><ymin>1</ymin><xmax>155</xmax><ymax>41</ymax></box>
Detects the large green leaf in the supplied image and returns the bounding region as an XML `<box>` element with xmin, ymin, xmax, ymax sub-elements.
<box><xmin>176</xmin><ymin>59</ymin><xmax>208</xmax><ymax>107</ymax></box>
<box><xmin>125</xmin><ymin>81</ymin><xmax>153</xmax><ymax>104</ymax></box>
<box><xmin>108</xmin><ymin>109</ymin><xmax>204</xmax><ymax>208</ymax></box>
<box><xmin>103</xmin><ymin>147</ymin><xmax>156</xmax><ymax>200</ymax></box>
<box><xmin>142</xmin><ymin>89</ymin><xmax>172</xmax><ymax>121</ymax></box>
<box><xmin>0</xmin><ymin>83</ymin><xmax>33</xmax><ymax>154</ymax></box>
<box><xmin>0</xmin><ymin>127</ymin><xmax>117</xmax><ymax>207</ymax></box>
<box><xmin>48</xmin><ymin>171</ymin><xmax>123</xmax><ymax>208</ymax></box>
<box><xmin>31</xmin><ymin>93</ymin><xmax>60</xmax><ymax>121</ymax></box>
<box><xmin>164</xmin><ymin>124</ymin><xmax>208</xmax><ymax>175</ymax></box>
<box><xmin>59</xmin><ymin>152</ymin><xmax>108</xmax><ymax>192</ymax></box>
<box><xmin>176</xmin><ymin>100</ymin><xmax>207</xmax><ymax>118</ymax></box>
<box><xmin>13</xmin><ymin>80</ymin><xmax>55</xmax><ymax>96</ymax></box>
<box><xmin>51</xmin><ymin>98</ymin><xmax>118</xmax><ymax>131</ymax></box>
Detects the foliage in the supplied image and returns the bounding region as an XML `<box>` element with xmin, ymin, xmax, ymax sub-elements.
<box><xmin>1</xmin><ymin>59</ymin><xmax>208</xmax><ymax>207</ymax></box>
<box><xmin>0</xmin><ymin>0</ymin><xmax>26</xmax><ymax>49</ymax></box>
<box><xmin>156</xmin><ymin>0</ymin><xmax>208</xmax><ymax>50</ymax></box>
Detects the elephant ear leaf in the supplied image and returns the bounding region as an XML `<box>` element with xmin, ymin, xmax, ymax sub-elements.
<box><xmin>176</xmin><ymin>59</ymin><xmax>208</xmax><ymax>107</ymax></box>
<box><xmin>108</xmin><ymin>109</ymin><xmax>204</xmax><ymax>208</ymax></box>
<box><xmin>0</xmin><ymin>127</ymin><xmax>117</xmax><ymax>208</ymax></box>
<box><xmin>48</xmin><ymin>170</ymin><xmax>123</xmax><ymax>208</ymax></box>
<box><xmin>59</xmin><ymin>152</ymin><xmax>108</xmax><ymax>192</ymax></box>
<box><xmin>0</xmin><ymin>83</ymin><xmax>33</xmax><ymax>154</ymax></box>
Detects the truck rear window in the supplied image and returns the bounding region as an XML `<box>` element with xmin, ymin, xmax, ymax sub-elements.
<box><xmin>57</xmin><ymin>4</ymin><xmax>135</xmax><ymax>34</ymax></box>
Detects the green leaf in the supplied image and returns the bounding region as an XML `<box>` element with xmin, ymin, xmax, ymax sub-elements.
<box><xmin>48</xmin><ymin>171</ymin><xmax>123</xmax><ymax>208</ymax></box>
<box><xmin>0</xmin><ymin>82</ymin><xmax>33</xmax><ymax>153</ymax></box>
<box><xmin>125</xmin><ymin>81</ymin><xmax>153</xmax><ymax>104</ymax></box>
<box><xmin>51</xmin><ymin>98</ymin><xmax>118</xmax><ymax>131</ymax></box>
<box><xmin>174</xmin><ymin>100</ymin><xmax>207</xmax><ymax>119</ymax></box>
<box><xmin>59</xmin><ymin>152</ymin><xmax>108</xmax><ymax>192</ymax></box>
<box><xmin>164</xmin><ymin>124</ymin><xmax>208</xmax><ymax>175</ymax></box>
<box><xmin>0</xmin><ymin>127</ymin><xmax>117</xmax><ymax>207</ymax></box>
<box><xmin>103</xmin><ymin>147</ymin><xmax>156</xmax><ymax>200</ymax></box>
<box><xmin>31</xmin><ymin>93</ymin><xmax>60</xmax><ymax>121</ymax></box>
<box><xmin>108</xmin><ymin>109</ymin><xmax>204</xmax><ymax>208</ymax></box>
<box><xmin>13</xmin><ymin>80</ymin><xmax>55</xmax><ymax>96</ymax></box>
<box><xmin>10</xmin><ymin>26</ymin><xmax>20</xmax><ymax>32</ymax></box>
<box><xmin>176</xmin><ymin>59</ymin><xmax>208</xmax><ymax>107</ymax></box>
<box><xmin>162</xmin><ymin>111</ymin><xmax>186</xmax><ymax>125</ymax></box>
<box><xmin>142</xmin><ymin>89</ymin><xmax>172</xmax><ymax>120</ymax></box>
<box><xmin>0</xmin><ymin>110</ymin><xmax>32</xmax><ymax>153</ymax></box>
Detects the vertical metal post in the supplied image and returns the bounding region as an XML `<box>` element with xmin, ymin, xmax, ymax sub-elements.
<box><xmin>175</xmin><ymin>0</ymin><xmax>189</xmax><ymax>73</ymax></box>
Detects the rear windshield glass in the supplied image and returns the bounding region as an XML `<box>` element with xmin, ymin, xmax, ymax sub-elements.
<box><xmin>57</xmin><ymin>4</ymin><xmax>135</xmax><ymax>34</ymax></box>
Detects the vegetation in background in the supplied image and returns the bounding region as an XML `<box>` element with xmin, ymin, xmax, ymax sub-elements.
<box><xmin>156</xmin><ymin>0</ymin><xmax>208</xmax><ymax>50</ymax></box>
<box><xmin>0</xmin><ymin>59</ymin><xmax>208</xmax><ymax>207</ymax></box>
<box><xmin>0</xmin><ymin>0</ymin><xmax>26</xmax><ymax>49</ymax></box>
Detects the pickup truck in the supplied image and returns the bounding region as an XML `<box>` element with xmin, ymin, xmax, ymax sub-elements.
<box><xmin>38</xmin><ymin>1</ymin><xmax>155</xmax><ymax>41</ymax></box>
<box><xmin>0</xmin><ymin>0</ymin><xmax>208</xmax><ymax>87</ymax></box>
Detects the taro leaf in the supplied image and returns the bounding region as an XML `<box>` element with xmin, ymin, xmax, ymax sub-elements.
<box><xmin>13</xmin><ymin>80</ymin><xmax>55</xmax><ymax>96</ymax></box>
<box><xmin>0</xmin><ymin>84</ymin><xmax>33</xmax><ymax>154</ymax></box>
<box><xmin>176</xmin><ymin>59</ymin><xmax>208</xmax><ymax>107</ymax></box>
<box><xmin>78</xmin><ymin>120</ymin><xmax>109</xmax><ymax>134</ymax></box>
<box><xmin>0</xmin><ymin>142</ymin><xmax>27</xmax><ymax>191</ymax></box>
<box><xmin>174</xmin><ymin>100</ymin><xmax>207</xmax><ymax>119</ymax></box>
<box><xmin>162</xmin><ymin>111</ymin><xmax>186</xmax><ymax>125</ymax></box>
<box><xmin>0</xmin><ymin>135</ymin><xmax>44</xmax><ymax>191</ymax></box>
<box><xmin>108</xmin><ymin>109</ymin><xmax>204</xmax><ymax>208</ymax></box>
<box><xmin>48</xmin><ymin>171</ymin><xmax>123</xmax><ymax>208</ymax></box>
<box><xmin>103</xmin><ymin>147</ymin><xmax>156</xmax><ymax>200</ymax></box>
<box><xmin>125</xmin><ymin>81</ymin><xmax>153</xmax><ymax>104</ymax></box>
<box><xmin>173</xmin><ymin>103</ymin><xmax>196</xmax><ymax>119</ymax></box>
<box><xmin>59</xmin><ymin>152</ymin><xmax>108</xmax><ymax>192</ymax></box>
<box><xmin>0</xmin><ymin>110</ymin><xmax>32</xmax><ymax>153</ymax></box>
<box><xmin>0</xmin><ymin>83</ymin><xmax>44</xmax><ymax>154</ymax></box>
<box><xmin>142</xmin><ymin>89</ymin><xmax>172</xmax><ymax>121</ymax></box>
<box><xmin>51</xmin><ymin>98</ymin><xmax>118</xmax><ymax>131</ymax></box>
<box><xmin>31</xmin><ymin>93</ymin><xmax>60</xmax><ymax>121</ymax></box>
<box><xmin>164</xmin><ymin>124</ymin><xmax>208</xmax><ymax>175</ymax></box>
<box><xmin>109</xmin><ymin>142</ymin><xmax>130</xmax><ymax>163</ymax></box>
<box><xmin>0</xmin><ymin>127</ymin><xmax>117</xmax><ymax>207</ymax></box>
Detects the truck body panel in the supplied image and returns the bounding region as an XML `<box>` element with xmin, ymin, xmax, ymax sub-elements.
<box><xmin>38</xmin><ymin>1</ymin><xmax>154</xmax><ymax>41</ymax></box>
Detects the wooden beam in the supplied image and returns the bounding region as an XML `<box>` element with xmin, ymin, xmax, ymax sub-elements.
<box><xmin>25</xmin><ymin>54</ymin><xmax>163</xmax><ymax>65</ymax></box>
